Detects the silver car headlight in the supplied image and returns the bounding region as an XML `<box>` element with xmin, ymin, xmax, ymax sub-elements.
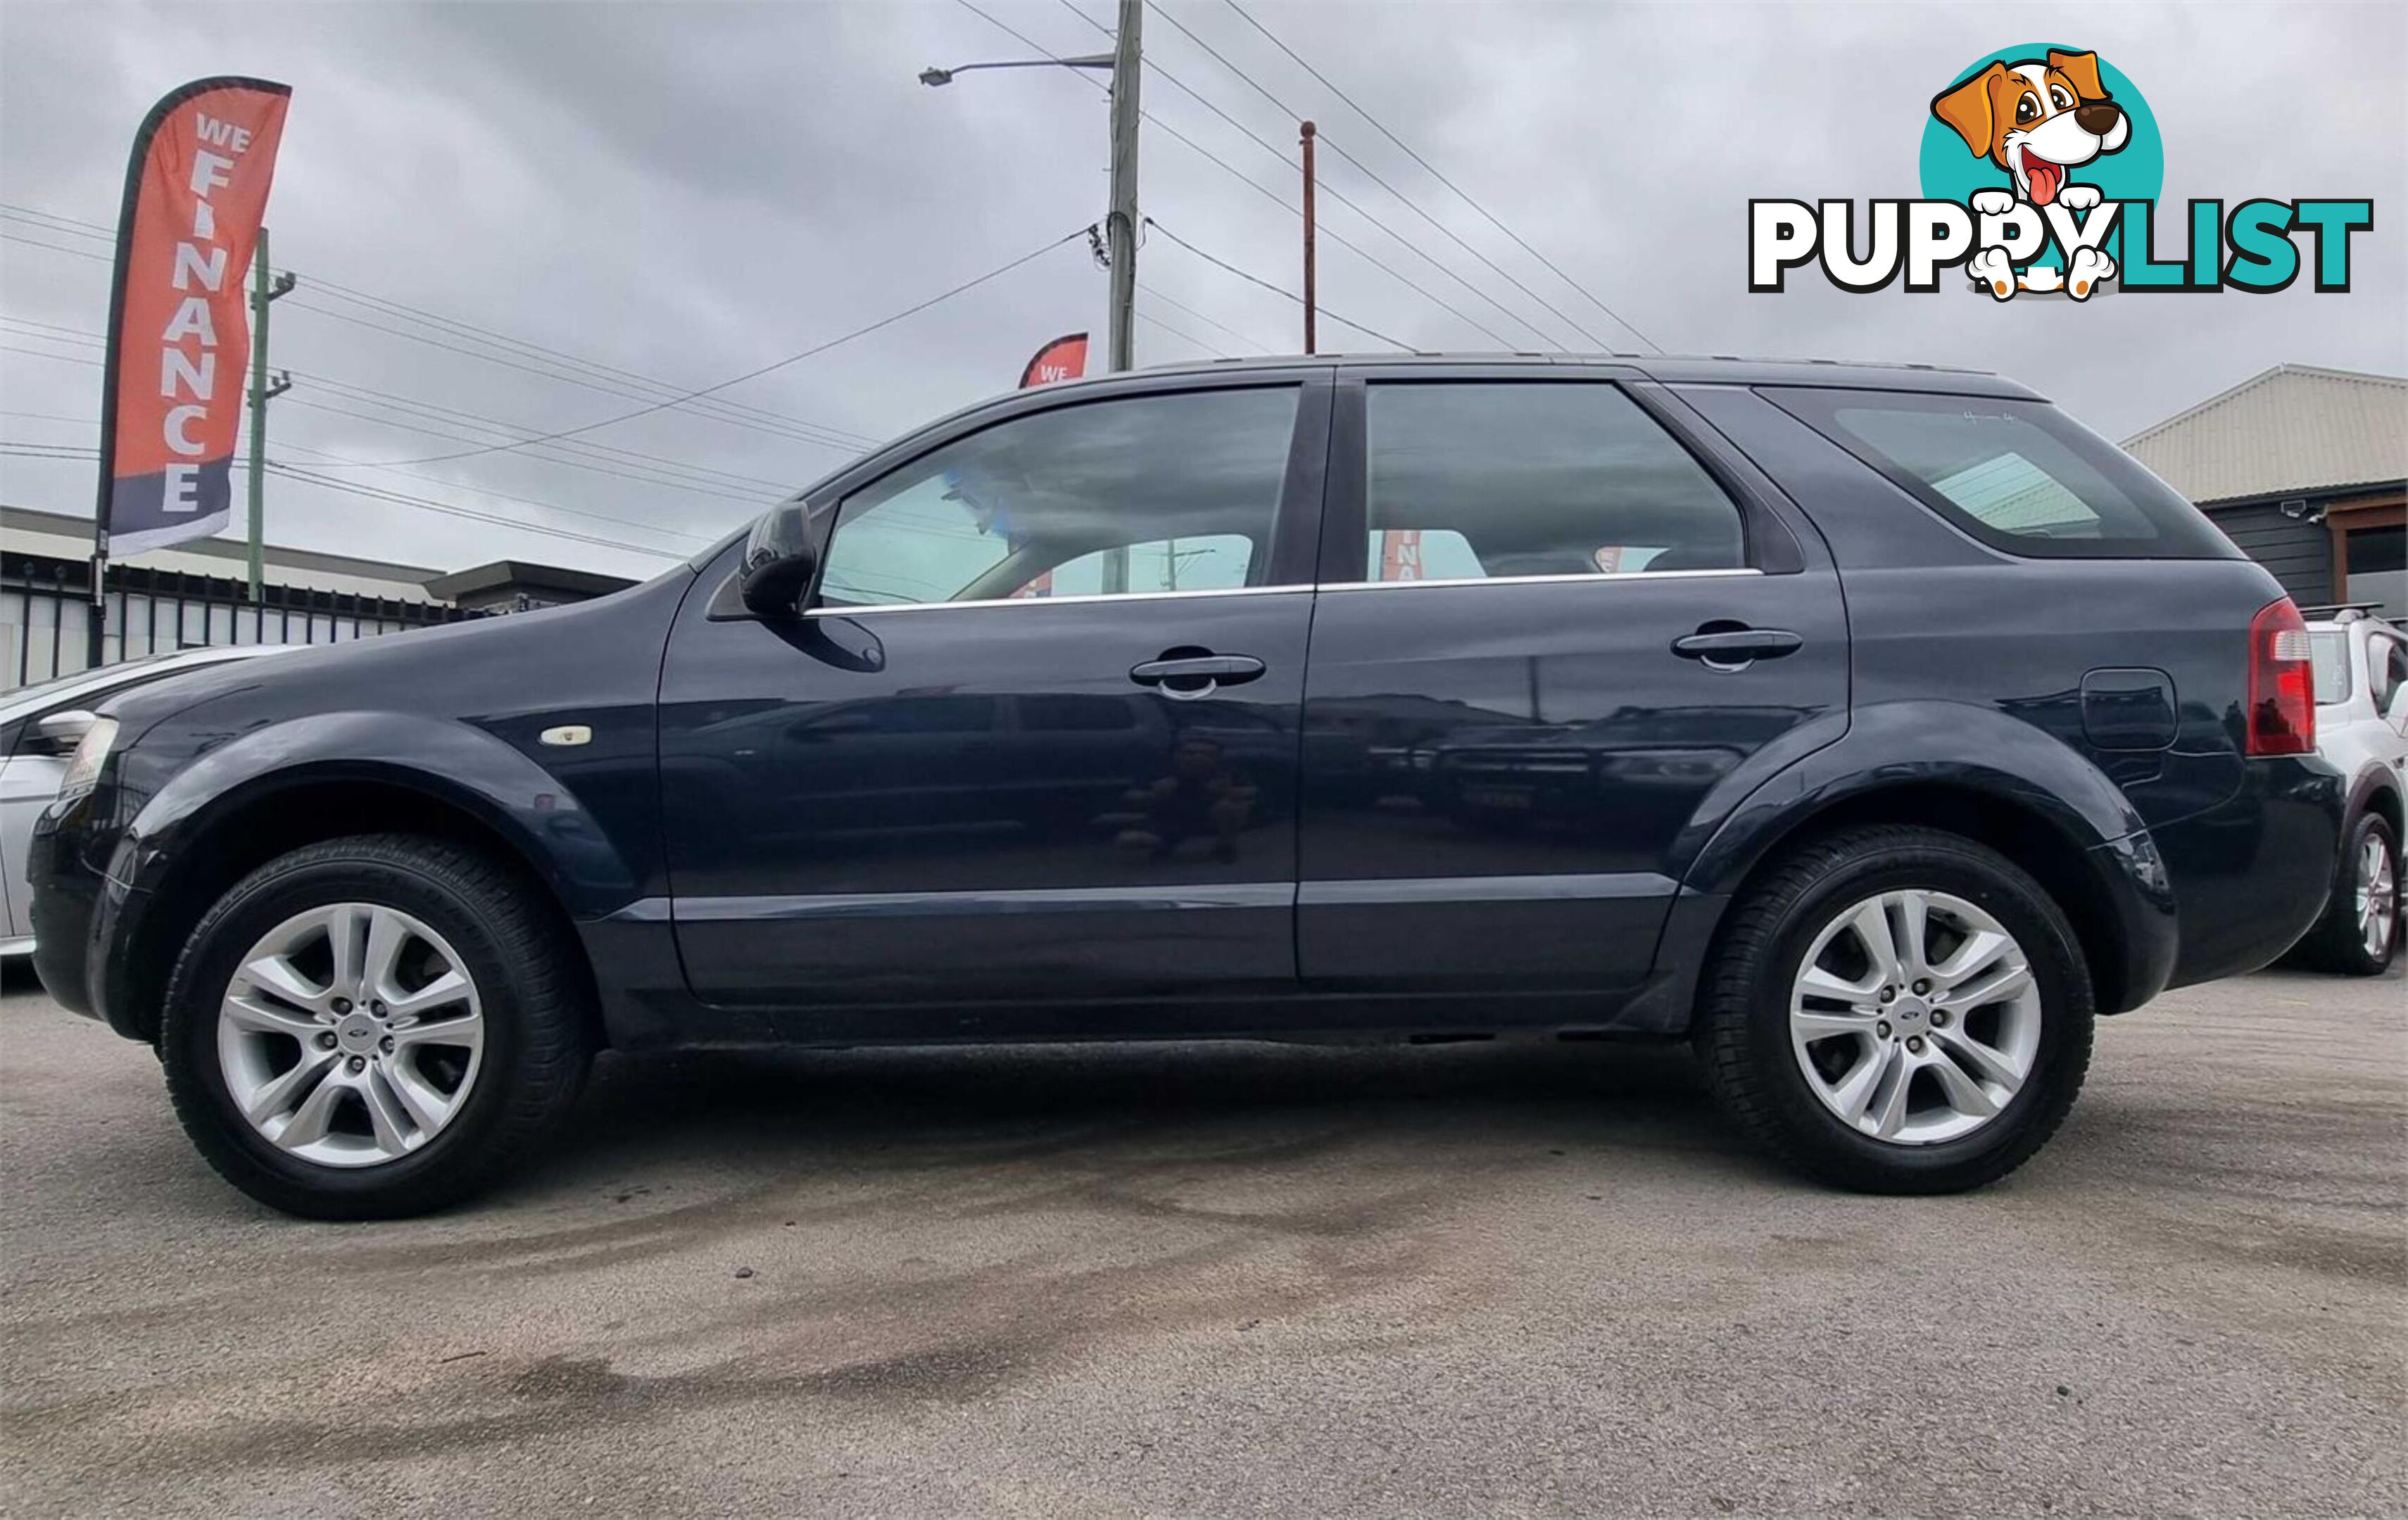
<box><xmin>54</xmin><ymin>716</ymin><xmax>120</xmax><ymax>806</ymax></box>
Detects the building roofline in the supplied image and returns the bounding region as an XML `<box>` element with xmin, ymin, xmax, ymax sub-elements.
<box><xmin>2120</xmin><ymin>363</ymin><xmax>2408</xmax><ymax>449</ymax></box>
<box><xmin>1</xmin><ymin>505</ymin><xmax>446</xmax><ymax>583</ymax></box>
<box><xmin>2195</xmin><ymin>478</ymin><xmax>2408</xmax><ymax>509</ymax></box>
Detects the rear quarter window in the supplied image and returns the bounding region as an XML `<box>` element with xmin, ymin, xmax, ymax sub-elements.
<box><xmin>2309</xmin><ymin>630</ymin><xmax>2352</xmax><ymax>705</ymax></box>
<box><xmin>1763</xmin><ymin>387</ymin><xmax>2238</xmax><ymax>559</ymax></box>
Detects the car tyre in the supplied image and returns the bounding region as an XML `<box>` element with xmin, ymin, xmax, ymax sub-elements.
<box><xmin>160</xmin><ymin>834</ymin><xmax>593</xmax><ymax>1220</ymax></box>
<box><xmin>1694</xmin><ymin>824</ymin><xmax>2094</xmax><ymax>1193</ymax></box>
<box><xmin>2286</xmin><ymin>809</ymin><xmax>2400</xmax><ymax>977</ymax></box>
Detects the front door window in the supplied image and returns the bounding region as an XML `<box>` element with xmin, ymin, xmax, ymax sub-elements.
<box><xmin>819</xmin><ymin>388</ymin><xmax>1300</xmax><ymax>608</ymax></box>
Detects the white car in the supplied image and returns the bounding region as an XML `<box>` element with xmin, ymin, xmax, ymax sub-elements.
<box><xmin>1</xmin><ymin>645</ymin><xmax>292</xmax><ymax>956</ymax></box>
<box><xmin>2294</xmin><ymin>607</ymin><xmax>2407</xmax><ymax>974</ymax></box>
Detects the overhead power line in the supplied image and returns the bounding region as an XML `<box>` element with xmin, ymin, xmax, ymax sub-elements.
<box><xmin>0</xmin><ymin>205</ymin><xmax>111</xmax><ymax>241</ymax></box>
<box><xmin>1145</xmin><ymin>0</ymin><xmax>1608</xmax><ymax>350</ymax></box>
<box><xmin>1216</xmin><ymin>0</ymin><xmax>1662</xmax><ymax>353</ymax></box>
<box><xmin>0</xmin><ymin>341</ymin><xmax>731</xmax><ymax>547</ymax></box>
<box><xmin>277</xmin><ymin>393</ymin><xmax>767</xmax><ymax>507</ymax></box>
<box><xmin>1124</xmin><ymin>0</ymin><xmax>1564</xmax><ymax>350</ymax></box>
<box><xmin>1</xmin><ymin>203</ymin><xmax>884</xmax><ymax>455</ymax></box>
<box><xmin>1027</xmin><ymin>0</ymin><xmax>1528</xmax><ymax>349</ymax></box>
<box><xmin>1145</xmin><ymin>219</ymin><xmax>1409</xmax><ymax>349</ymax></box>
<box><xmin>0</xmin><ymin>426</ymin><xmax>701</xmax><ymax>561</ymax></box>
<box><xmin>0</xmin><ymin>229</ymin><xmax>112</xmax><ymax>265</ymax></box>
<box><xmin>0</xmin><ymin>316</ymin><xmax>792</xmax><ymax>504</ymax></box>
<box><xmin>279</xmin><ymin>297</ymin><xmax>873</xmax><ymax>455</ymax></box>
<box><xmin>1136</xmin><ymin>280</ymin><xmax>1275</xmax><ymax>351</ymax></box>
<box><xmin>309</xmin><ymin>225</ymin><xmax>1090</xmax><ymax>468</ymax></box>
<box><xmin>269</xmin><ymin>435</ymin><xmax>717</xmax><ymax>545</ymax></box>
<box><xmin>266</xmin><ymin>463</ymin><xmax>684</xmax><ymax>559</ymax></box>
<box><xmin>1135</xmin><ymin>308</ymin><xmax>1229</xmax><ymax>358</ymax></box>
<box><xmin>286</xmin><ymin>274</ymin><xmax>881</xmax><ymax>449</ymax></box>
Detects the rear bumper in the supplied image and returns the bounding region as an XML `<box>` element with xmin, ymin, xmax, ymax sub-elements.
<box><xmin>2161</xmin><ymin>754</ymin><xmax>2345</xmax><ymax>990</ymax></box>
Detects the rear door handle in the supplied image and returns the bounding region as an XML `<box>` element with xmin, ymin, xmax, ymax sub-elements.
<box><xmin>1672</xmin><ymin>627</ymin><xmax>1803</xmax><ymax>669</ymax></box>
<box><xmin>1129</xmin><ymin>653</ymin><xmax>1266</xmax><ymax>700</ymax></box>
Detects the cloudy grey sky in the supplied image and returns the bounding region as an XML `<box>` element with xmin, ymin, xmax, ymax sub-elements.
<box><xmin>2</xmin><ymin>0</ymin><xmax>2401</xmax><ymax>581</ymax></box>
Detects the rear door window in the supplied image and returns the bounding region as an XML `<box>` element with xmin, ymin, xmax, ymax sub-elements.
<box><xmin>1357</xmin><ymin>381</ymin><xmax>1746</xmax><ymax>581</ymax></box>
<box><xmin>1764</xmin><ymin>388</ymin><xmax>2238</xmax><ymax>559</ymax></box>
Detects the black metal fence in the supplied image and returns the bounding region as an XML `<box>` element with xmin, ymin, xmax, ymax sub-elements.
<box><xmin>3</xmin><ymin>555</ymin><xmax>483</xmax><ymax>692</ymax></box>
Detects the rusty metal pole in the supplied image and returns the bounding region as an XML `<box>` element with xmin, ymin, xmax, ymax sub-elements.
<box><xmin>1300</xmin><ymin>120</ymin><xmax>1317</xmax><ymax>355</ymax></box>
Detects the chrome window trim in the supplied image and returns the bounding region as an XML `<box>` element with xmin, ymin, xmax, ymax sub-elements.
<box><xmin>797</xmin><ymin>566</ymin><xmax>1762</xmax><ymax>617</ymax></box>
<box><xmin>802</xmin><ymin>583</ymin><xmax>1311</xmax><ymax>619</ymax></box>
<box><xmin>1316</xmin><ymin>567</ymin><xmax>1764</xmax><ymax>593</ymax></box>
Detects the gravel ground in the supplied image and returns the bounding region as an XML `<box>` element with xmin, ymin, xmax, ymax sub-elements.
<box><xmin>1</xmin><ymin>963</ymin><xmax>2401</xmax><ymax>1519</ymax></box>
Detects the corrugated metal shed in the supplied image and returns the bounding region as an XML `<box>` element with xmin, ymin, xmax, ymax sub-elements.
<box><xmin>2121</xmin><ymin>365</ymin><xmax>2407</xmax><ymax>505</ymax></box>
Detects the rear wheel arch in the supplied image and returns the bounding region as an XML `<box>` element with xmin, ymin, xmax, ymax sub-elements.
<box><xmin>116</xmin><ymin>774</ymin><xmax>601</xmax><ymax>1049</ymax></box>
<box><xmin>1690</xmin><ymin>821</ymin><xmax>2096</xmax><ymax>1192</ymax></box>
<box><xmin>2352</xmin><ymin>772</ymin><xmax>2402</xmax><ymax>838</ymax></box>
<box><xmin>1700</xmin><ymin>779</ymin><xmax>2142</xmax><ymax>1016</ymax></box>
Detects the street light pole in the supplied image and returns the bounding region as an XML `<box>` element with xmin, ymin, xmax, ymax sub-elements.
<box><xmin>1104</xmin><ymin>0</ymin><xmax>1142</xmax><ymax>376</ymax></box>
<box><xmin>916</xmin><ymin>34</ymin><xmax>1133</xmax><ymax>369</ymax></box>
<box><xmin>920</xmin><ymin>15</ymin><xmax>1140</xmax><ymax>587</ymax></box>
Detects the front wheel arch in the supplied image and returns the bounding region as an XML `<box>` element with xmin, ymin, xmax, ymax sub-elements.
<box><xmin>112</xmin><ymin>777</ymin><xmax>602</xmax><ymax>1051</ymax></box>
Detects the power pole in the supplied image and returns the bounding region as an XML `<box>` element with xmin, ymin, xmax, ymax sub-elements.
<box><xmin>1105</xmin><ymin>0</ymin><xmax>1142</xmax><ymax>374</ymax></box>
<box><xmin>1300</xmin><ymin>120</ymin><xmax>1318</xmax><ymax>354</ymax></box>
<box><xmin>1102</xmin><ymin>0</ymin><xmax>1142</xmax><ymax>594</ymax></box>
<box><xmin>244</xmin><ymin>226</ymin><xmax>296</xmax><ymax>602</ymax></box>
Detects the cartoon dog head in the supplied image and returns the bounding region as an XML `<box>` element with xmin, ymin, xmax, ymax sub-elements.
<box><xmin>1931</xmin><ymin>50</ymin><xmax>2130</xmax><ymax>207</ymax></box>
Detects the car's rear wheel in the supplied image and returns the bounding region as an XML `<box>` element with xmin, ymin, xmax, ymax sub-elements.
<box><xmin>160</xmin><ymin>835</ymin><xmax>593</xmax><ymax>1219</ymax></box>
<box><xmin>1695</xmin><ymin>825</ymin><xmax>2094</xmax><ymax>1193</ymax></box>
<box><xmin>2286</xmin><ymin>810</ymin><xmax>2399</xmax><ymax>977</ymax></box>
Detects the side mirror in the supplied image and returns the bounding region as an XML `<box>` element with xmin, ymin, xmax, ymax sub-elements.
<box><xmin>739</xmin><ymin>502</ymin><xmax>819</xmax><ymax>620</ymax></box>
<box><xmin>2385</xmin><ymin>683</ymin><xmax>2408</xmax><ymax>726</ymax></box>
<box><xmin>29</xmin><ymin>709</ymin><xmax>98</xmax><ymax>757</ymax></box>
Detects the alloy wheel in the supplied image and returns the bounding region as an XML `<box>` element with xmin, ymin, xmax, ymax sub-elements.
<box><xmin>1789</xmin><ymin>889</ymin><xmax>2042</xmax><ymax>1146</ymax></box>
<box><xmin>215</xmin><ymin>903</ymin><xmax>486</xmax><ymax>1167</ymax></box>
<box><xmin>2358</xmin><ymin>835</ymin><xmax>2398</xmax><ymax>963</ymax></box>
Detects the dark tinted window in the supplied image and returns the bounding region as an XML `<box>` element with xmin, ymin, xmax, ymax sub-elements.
<box><xmin>1362</xmin><ymin>383</ymin><xmax>1746</xmax><ymax>581</ymax></box>
<box><xmin>821</xmin><ymin>387</ymin><xmax>1299</xmax><ymax>607</ymax></box>
<box><xmin>2347</xmin><ymin>526</ymin><xmax>2407</xmax><ymax>621</ymax></box>
<box><xmin>1767</xmin><ymin>388</ymin><xmax>2237</xmax><ymax>559</ymax></box>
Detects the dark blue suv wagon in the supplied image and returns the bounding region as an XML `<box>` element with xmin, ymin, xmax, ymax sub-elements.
<box><xmin>30</xmin><ymin>355</ymin><xmax>2343</xmax><ymax>1217</ymax></box>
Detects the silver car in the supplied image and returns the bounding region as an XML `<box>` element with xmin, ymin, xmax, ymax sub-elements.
<box><xmin>1</xmin><ymin>646</ymin><xmax>292</xmax><ymax>956</ymax></box>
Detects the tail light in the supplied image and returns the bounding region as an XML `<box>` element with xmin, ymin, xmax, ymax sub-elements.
<box><xmin>2245</xmin><ymin>597</ymin><xmax>2316</xmax><ymax>756</ymax></box>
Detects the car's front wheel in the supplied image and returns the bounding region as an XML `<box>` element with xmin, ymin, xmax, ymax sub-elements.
<box><xmin>160</xmin><ymin>835</ymin><xmax>593</xmax><ymax>1219</ymax></box>
<box><xmin>1695</xmin><ymin>825</ymin><xmax>2094</xmax><ymax>1193</ymax></box>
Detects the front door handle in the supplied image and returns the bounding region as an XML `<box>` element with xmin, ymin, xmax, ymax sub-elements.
<box><xmin>1672</xmin><ymin>626</ymin><xmax>1803</xmax><ymax>670</ymax></box>
<box><xmin>1129</xmin><ymin>652</ymin><xmax>1266</xmax><ymax>700</ymax></box>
